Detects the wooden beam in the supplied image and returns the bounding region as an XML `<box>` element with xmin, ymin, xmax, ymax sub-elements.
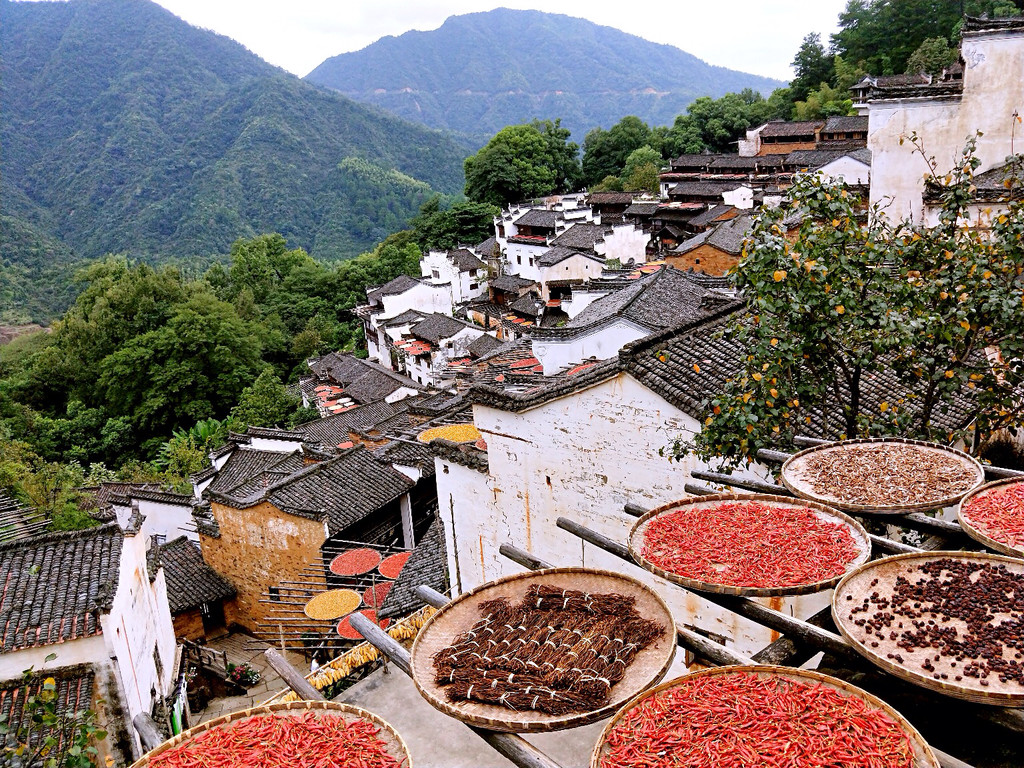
<box><xmin>263</xmin><ymin>649</ymin><xmax>325</xmax><ymax>702</ymax></box>
<box><xmin>133</xmin><ymin>712</ymin><xmax>166</xmax><ymax>752</ymax></box>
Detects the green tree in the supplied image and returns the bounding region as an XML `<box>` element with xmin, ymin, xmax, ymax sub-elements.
<box><xmin>590</xmin><ymin>175</ymin><xmax>624</xmax><ymax>192</ymax></box>
<box><xmin>905</xmin><ymin>36</ymin><xmax>957</xmax><ymax>75</ymax></box>
<box><xmin>582</xmin><ymin>116</ymin><xmax>657</xmax><ymax>187</ymax></box>
<box><xmin>409</xmin><ymin>198</ymin><xmax>501</xmax><ymax>251</ymax></box>
<box><xmin>0</xmin><ymin>668</ymin><xmax>107</xmax><ymax>767</ymax></box>
<box><xmin>661</xmin><ymin>115</ymin><xmax>706</xmax><ymax>158</ymax></box>
<box><xmin>622</xmin><ymin>146</ymin><xmax>663</xmax><ymax>179</ymax></box>
<box><xmin>230</xmin><ymin>369</ymin><xmax>297</xmax><ymax>429</ymax></box>
<box><xmin>682</xmin><ymin>141</ymin><xmax>1024</xmax><ymax>466</ymax></box>
<box><xmin>790</xmin><ymin>33</ymin><xmax>836</xmax><ymax>103</ymax></box>
<box><xmin>684</xmin><ymin>90</ymin><xmax>774</xmax><ymax>153</ymax></box>
<box><xmin>227</xmin><ymin>234</ymin><xmax>317</xmax><ymax>304</ymax></box>
<box><xmin>98</xmin><ymin>293</ymin><xmax>264</xmax><ymax>449</ymax></box>
<box><xmin>464</xmin><ymin>121</ymin><xmax>580</xmax><ymax>206</ymax></box>
<box><xmin>156</xmin><ymin>418</ymin><xmax>229</xmax><ymax>484</ymax></box>
<box><xmin>793</xmin><ymin>82</ymin><xmax>855</xmax><ymax>120</ymax></box>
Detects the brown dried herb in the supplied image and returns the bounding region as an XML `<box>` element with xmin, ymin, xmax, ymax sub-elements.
<box><xmin>796</xmin><ymin>444</ymin><xmax>976</xmax><ymax>507</ymax></box>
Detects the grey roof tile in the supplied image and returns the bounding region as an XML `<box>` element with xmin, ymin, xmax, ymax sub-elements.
<box><xmin>549</xmin><ymin>223</ymin><xmax>608</xmax><ymax>252</ymax></box>
<box><xmin>514</xmin><ymin>208</ymin><xmax>561</xmax><ymax>229</ymax></box>
<box><xmin>468</xmin><ymin>333</ymin><xmax>503</xmax><ymax>358</ymax></box>
<box><xmin>159</xmin><ymin>537</ymin><xmax>236</xmax><ymax>613</ymax></box>
<box><xmin>673</xmin><ymin>214</ymin><xmax>753</xmax><ymax>257</ymax></box>
<box><xmin>0</xmin><ymin>524</ymin><xmax>123</xmax><ymax>652</ymax></box>
<box><xmin>449</xmin><ymin>249</ymin><xmax>485</xmax><ymax>272</ymax></box>
<box><xmin>410</xmin><ymin>314</ymin><xmax>472</xmax><ymax>344</ymax></box>
<box><xmin>366</xmin><ymin>275</ymin><xmax>422</xmax><ymax>303</ymax></box>
<box><xmin>378</xmin><ymin>519</ymin><xmax>447</xmax><ymax>620</ymax></box>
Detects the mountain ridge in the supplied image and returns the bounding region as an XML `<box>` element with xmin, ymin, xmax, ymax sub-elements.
<box><xmin>0</xmin><ymin>0</ymin><xmax>469</xmax><ymax>321</ymax></box>
<box><xmin>306</xmin><ymin>8</ymin><xmax>784</xmax><ymax>143</ymax></box>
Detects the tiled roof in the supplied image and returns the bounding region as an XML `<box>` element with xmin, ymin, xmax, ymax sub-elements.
<box><xmin>382</xmin><ymin>309</ymin><xmax>427</xmax><ymax>327</ymax></box>
<box><xmin>686</xmin><ymin>204</ymin><xmax>737</xmax><ymax>230</ymax></box>
<box><xmin>297</xmin><ymin>400</ymin><xmax>406</xmax><ymax>445</ymax></box>
<box><xmin>670</xmin><ymin>153</ymin><xmax>717</xmax><ymax>170</ymax></box>
<box><xmin>510</xmin><ymin>294</ymin><xmax>544</xmax><ymax>318</ymax></box>
<box><xmin>0</xmin><ymin>524</ymin><xmax>123</xmax><ymax>652</ymax></box>
<box><xmin>624</xmin><ymin>202</ymin><xmax>660</xmax><ymax>216</ymax></box>
<box><xmin>489</xmin><ymin>275</ymin><xmax>536</xmax><ymax>292</ymax></box>
<box><xmin>245</xmin><ymin>426</ymin><xmax>306</xmax><ymax>440</ymax></box>
<box><xmin>0</xmin><ymin>666</ymin><xmax>95</xmax><ymax>745</ymax></box>
<box><xmin>963</xmin><ymin>14</ymin><xmax>1024</xmax><ymax>33</ymax></box>
<box><xmin>206</xmin><ymin>447</ymin><xmax>299</xmax><ymax>497</ymax></box>
<box><xmin>127</xmin><ymin>489</ymin><xmax>195</xmax><ymax>506</ymax></box>
<box><xmin>562</xmin><ymin>267</ymin><xmax>741</xmax><ymax>333</ymax></box>
<box><xmin>378</xmin><ymin>519</ymin><xmax>448</xmax><ymax>620</ymax></box>
<box><xmin>449</xmin><ymin>248</ymin><xmax>485</xmax><ymax>272</ymax></box>
<box><xmin>673</xmin><ymin>214</ymin><xmax>753</xmax><ymax>257</ymax></box>
<box><xmin>514</xmin><ymin>208</ymin><xmax>562</xmax><ymax>229</ymax></box>
<box><xmin>550</xmin><ymin>223</ymin><xmax>608</xmax><ymax>252</ymax></box>
<box><xmin>308</xmin><ymin>352</ymin><xmax>424</xmax><ymax>404</ymax></box>
<box><xmin>159</xmin><ymin>537</ymin><xmax>236</xmax><ymax>613</ymax></box>
<box><xmin>707</xmin><ymin>155</ymin><xmax>758</xmax><ymax>170</ymax></box>
<box><xmin>925</xmin><ymin>159</ymin><xmax>1023</xmax><ymax>203</ymax></box>
<box><xmin>366</xmin><ymin>275</ymin><xmax>421</xmax><ymax>303</ymax></box>
<box><xmin>623</xmin><ymin>310</ymin><xmax>976</xmax><ymax>435</ymax></box>
<box><xmin>222</xmin><ymin>452</ymin><xmax>307</xmax><ymax>500</ymax></box>
<box><xmin>410</xmin><ymin>313</ymin><xmax>472</xmax><ymax>344</ymax></box>
<box><xmin>784</xmin><ymin>149</ymin><xmax>851</xmax><ymax>169</ymax></box>
<box><xmin>760</xmin><ymin>120</ymin><xmax>823</xmax><ymax>138</ymax></box>
<box><xmin>668</xmin><ymin>181</ymin><xmax>747</xmax><ymax>199</ymax></box>
<box><xmin>537</xmin><ymin>246</ymin><xmax>602</xmax><ymax>268</ymax></box>
<box><xmin>474</xmin><ymin>236</ymin><xmax>498</xmax><ymax>259</ymax></box>
<box><xmin>468</xmin><ymin>333</ymin><xmax>503</xmax><ymax>358</ymax></box>
<box><xmin>79</xmin><ymin>482</ymin><xmax>166</xmax><ymax>521</ymax></box>
<box><xmin>821</xmin><ymin>115</ymin><xmax>868</xmax><ymax>134</ymax></box>
<box><xmin>586</xmin><ymin>191</ymin><xmax>636</xmax><ymax>205</ymax></box>
<box><xmin>266</xmin><ymin>448</ymin><xmax>414</xmax><ymax>534</ymax></box>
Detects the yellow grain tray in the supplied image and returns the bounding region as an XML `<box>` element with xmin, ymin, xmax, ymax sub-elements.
<box><xmin>303</xmin><ymin>589</ymin><xmax>361</xmax><ymax>620</ymax></box>
<box><xmin>417</xmin><ymin>423</ymin><xmax>481</xmax><ymax>443</ymax></box>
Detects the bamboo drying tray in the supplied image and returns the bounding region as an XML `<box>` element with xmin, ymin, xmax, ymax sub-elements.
<box><xmin>129</xmin><ymin>700</ymin><xmax>410</xmax><ymax>767</ymax></box>
<box><xmin>590</xmin><ymin>665</ymin><xmax>940</xmax><ymax>768</ymax></box>
<box><xmin>628</xmin><ymin>493</ymin><xmax>872</xmax><ymax>596</ymax></box>
<box><xmin>957</xmin><ymin>476</ymin><xmax>1024</xmax><ymax>557</ymax></box>
<box><xmin>409</xmin><ymin>567</ymin><xmax>676</xmax><ymax>732</ymax></box>
<box><xmin>832</xmin><ymin>551</ymin><xmax>1024</xmax><ymax>705</ymax></box>
<box><xmin>780</xmin><ymin>437</ymin><xmax>984</xmax><ymax>514</ymax></box>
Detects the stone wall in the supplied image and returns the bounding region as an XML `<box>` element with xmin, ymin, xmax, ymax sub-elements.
<box><xmin>664</xmin><ymin>244</ymin><xmax>739</xmax><ymax>276</ymax></box>
<box><xmin>201</xmin><ymin>501</ymin><xmax>327</xmax><ymax>632</ymax></box>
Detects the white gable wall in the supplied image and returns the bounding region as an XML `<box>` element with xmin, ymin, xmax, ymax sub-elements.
<box><xmin>594</xmin><ymin>224</ymin><xmax>651</xmax><ymax>265</ymax></box>
<box><xmin>379</xmin><ymin>282</ymin><xmax>452</xmax><ymax>321</ymax></box>
<box><xmin>817</xmin><ymin>156</ymin><xmax>871</xmax><ymax>186</ymax></box>
<box><xmin>134</xmin><ymin>498</ymin><xmax>200</xmax><ymax>544</ymax></box>
<box><xmin>437</xmin><ymin>373</ymin><xmax>828</xmax><ymax>658</ymax></box>
<box><xmin>533</xmin><ymin>319</ymin><xmax>650</xmax><ymax>375</ymax></box>
<box><xmin>538</xmin><ymin>255</ymin><xmax>605</xmax><ymax>299</ymax></box>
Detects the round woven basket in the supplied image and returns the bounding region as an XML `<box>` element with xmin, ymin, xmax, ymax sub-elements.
<box><xmin>780</xmin><ymin>437</ymin><xmax>984</xmax><ymax>514</ymax></box>
<box><xmin>590</xmin><ymin>665</ymin><xmax>940</xmax><ymax>768</ymax></box>
<box><xmin>833</xmin><ymin>551</ymin><xmax>1024</xmax><ymax>705</ymax></box>
<box><xmin>129</xmin><ymin>700</ymin><xmax>411</xmax><ymax>767</ymax></box>
<box><xmin>410</xmin><ymin>567</ymin><xmax>676</xmax><ymax>732</ymax></box>
<box><xmin>957</xmin><ymin>476</ymin><xmax>1024</xmax><ymax>557</ymax></box>
<box><xmin>628</xmin><ymin>493</ymin><xmax>872</xmax><ymax>596</ymax></box>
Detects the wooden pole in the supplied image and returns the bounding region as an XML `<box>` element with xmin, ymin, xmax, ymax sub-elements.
<box><xmin>263</xmin><ymin>649</ymin><xmax>325</xmax><ymax>702</ymax></box>
<box><xmin>348</xmin><ymin>613</ymin><xmax>565</xmax><ymax>768</ymax></box>
<box><xmin>133</xmin><ymin>712</ymin><xmax>166</xmax><ymax>752</ymax></box>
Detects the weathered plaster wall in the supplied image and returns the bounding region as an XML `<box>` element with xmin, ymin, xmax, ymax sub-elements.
<box><xmin>538</xmin><ymin>256</ymin><xmax>604</xmax><ymax>300</ymax></box>
<box><xmin>436</xmin><ymin>373</ymin><xmax>828</xmax><ymax>659</ymax></box>
<box><xmin>664</xmin><ymin>244</ymin><xmax>739</xmax><ymax>276</ymax></box>
<box><xmin>869</xmin><ymin>30</ymin><xmax>1024</xmax><ymax>222</ymax></box>
<box><xmin>594</xmin><ymin>224</ymin><xmax>651</xmax><ymax>264</ymax></box>
<box><xmin>533</xmin><ymin>320</ymin><xmax>649</xmax><ymax>375</ymax></box>
<box><xmin>202</xmin><ymin>501</ymin><xmax>327</xmax><ymax>632</ymax></box>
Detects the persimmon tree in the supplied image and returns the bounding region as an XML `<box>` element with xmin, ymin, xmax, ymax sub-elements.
<box><xmin>684</xmin><ymin>138</ymin><xmax>1024</xmax><ymax>467</ymax></box>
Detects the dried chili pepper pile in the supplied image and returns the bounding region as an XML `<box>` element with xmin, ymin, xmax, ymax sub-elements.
<box><xmin>796</xmin><ymin>443</ymin><xmax>977</xmax><ymax>507</ymax></box>
<box><xmin>600</xmin><ymin>671</ymin><xmax>916</xmax><ymax>768</ymax></box>
<box><xmin>845</xmin><ymin>558</ymin><xmax>1024</xmax><ymax>688</ymax></box>
<box><xmin>149</xmin><ymin>711</ymin><xmax>404</xmax><ymax>768</ymax></box>
<box><xmin>641</xmin><ymin>500</ymin><xmax>860</xmax><ymax>589</ymax></box>
<box><xmin>961</xmin><ymin>480</ymin><xmax>1024</xmax><ymax>549</ymax></box>
<box><xmin>433</xmin><ymin>585</ymin><xmax>663</xmax><ymax>715</ymax></box>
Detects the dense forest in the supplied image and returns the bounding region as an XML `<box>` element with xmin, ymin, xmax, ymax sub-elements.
<box><xmin>0</xmin><ymin>0</ymin><xmax>469</xmax><ymax>323</ymax></box>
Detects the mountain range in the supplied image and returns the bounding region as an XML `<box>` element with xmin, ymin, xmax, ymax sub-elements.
<box><xmin>0</xmin><ymin>0</ymin><xmax>468</xmax><ymax>321</ymax></box>
<box><xmin>306</xmin><ymin>8</ymin><xmax>783</xmax><ymax>143</ymax></box>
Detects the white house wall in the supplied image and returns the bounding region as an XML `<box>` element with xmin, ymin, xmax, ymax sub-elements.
<box><xmin>559</xmin><ymin>288</ymin><xmax>612</xmax><ymax>319</ymax></box>
<box><xmin>503</xmin><ymin>243</ymin><xmax>547</xmax><ymax>281</ymax></box>
<box><xmin>594</xmin><ymin>224</ymin><xmax>651</xmax><ymax>265</ymax></box>
<box><xmin>101</xmin><ymin>532</ymin><xmax>177</xmax><ymax>756</ymax></box>
<box><xmin>868</xmin><ymin>29</ymin><xmax>1024</xmax><ymax>222</ymax></box>
<box><xmin>538</xmin><ymin>256</ymin><xmax>604</xmax><ymax>298</ymax></box>
<box><xmin>136</xmin><ymin>498</ymin><xmax>201</xmax><ymax>544</ymax></box>
<box><xmin>533</xmin><ymin>320</ymin><xmax>650</xmax><ymax>375</ymax></box>
<box><xmin>379</xmin><ymin>283</ymin><xmax>452</xmax><ymax>321</ymax></box>
<box><xmin>436</xmin><ymin>373</ymin><xmax>827</xmax><ymax>658</ymax></box>
<box><xmin>817</xmin><ymin>157</ymin><xmax>871</xmax><ymax>186</ymax></box>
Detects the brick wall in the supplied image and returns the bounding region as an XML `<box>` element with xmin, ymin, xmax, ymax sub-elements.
<box><xmin>757</xmin><ymin>140</ymin><xmax>817</xmax><ymax>155</ymax></box>
<box><xmin>172</xmin><ymin>609</ymin><xmax>206</xmax><ymax>641</ymax></box>
<box><xmin>664</xmin><ymin>245</ymin><xmax>739</xmax><ymax>276</ymax></box>
<box><xmin>201</xmin><ymin>501</ymin><xmax>327</xmax><ymax>633</ymax></box>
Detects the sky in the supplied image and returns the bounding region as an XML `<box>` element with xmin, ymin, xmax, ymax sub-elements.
<box><xmin>145</xmin><ymin>0</ymin><xmax>850</xmax><ymax>82</ymax></box>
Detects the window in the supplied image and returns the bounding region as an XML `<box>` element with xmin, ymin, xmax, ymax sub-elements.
<box><xmin>431</xmin><ymin>270</ymin><xmax>439</xmax><ymax>279</ymax></box>
<box><xmin>470</xmin><ymin>282</ymin><xmax>479</xmax><ymax>290</ymax></box>
<box><xmin>269</xmin><ymin>587</ymin><xmax>281</xmax><ymax>602</ymax></box>
<box><xmin>517</xmin><ymin>255</ymin><xmax>522</xmax><ymax>265</ymax></box>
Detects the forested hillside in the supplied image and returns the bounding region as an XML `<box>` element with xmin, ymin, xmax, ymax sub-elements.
<box><xmin>306</xmin><ymin>8</ymin><xmax>782</xmax><ymax>144</ymax></box>
<box><xmin>0</xmin><ymin>0</ymin><xmax>468</xmax><ymax>322</ymax></box>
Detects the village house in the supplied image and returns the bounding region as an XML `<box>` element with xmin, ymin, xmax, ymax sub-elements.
<box><xmin>158</xmin><ymin>536</ymin><xmax>237</xmax><ymax>641</ymax></box>
<box><xmin>666</xmin><ymin>213</ymin><xmax>754</xmax><ymax>275</ymax></box>
<box><xmin>419</xmin><ymin>248</ymin><xmax>488</xmax><ymax>304</ymax></box>
<box><xmin>197</xmin><ymin>441</ymin><xmax>429</xmax><ymax>633</ymax></box>
<box><xmin>301</xmin><ymin>351</ymin><xmax>424</xmax><ymax>414</ymax></box>
<box><xmin>865</xmin><ymin>15</ymin><xmax>1024</xmax><ymax>222</ymax></box>
<box><xmin>0</xmin><ymin>523</ymin><xmax>178</xmax><ymax>763</ymax></box>
<box><xmin>394</xmin><ymin>313</ymin><xmax>495</xmax><ymax>388</ymax></box>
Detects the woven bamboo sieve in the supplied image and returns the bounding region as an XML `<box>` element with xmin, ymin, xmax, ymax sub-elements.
<box><xmin>590</xmin><ymin>665</ymin><xmax>940</xmax><ymax>768</ymax></box>
<box><xmin>628</xmin><ymin>492</ymin><xmax>872</xmax><ymax>597</ymax></box>
<box><xmin>129</xmin><ymin>700</ymin><xmax>410</xmax><ymax>767</ymax></box>
<box><xmin>410</xmin><ymin>567</ymin><xmax>676</xmax><ymax>732</ymax></box>
<box><xmin>957</xmin><ymin>476</ymin><xmax>1024</xmax><ymax>558</ymax></box>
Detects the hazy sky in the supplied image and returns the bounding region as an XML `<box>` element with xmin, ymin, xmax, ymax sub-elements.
<box><xmin>147</xmin><ymin>1</ymin><xmax>849</xmax><ymax>81</ymax></box>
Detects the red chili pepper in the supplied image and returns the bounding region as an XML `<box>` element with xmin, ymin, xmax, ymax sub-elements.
<box><xmin>149</xmin><ymin>712</ymin><xmax>405</xmax><ymax>768</ymax></box>
<box><xmin>962</xmin><ymin>480</ymin><xmax>1024</xmax><ymax>548</ymax></box>
<box><xmin>642</xmin><ymin>501</ymin><xmax>860</xmax><ymax>589</ymax></box>
<box><xmin>601</xmin><ymin>672</ymin><xmax>915</xmax><ymax>768</ymax></box>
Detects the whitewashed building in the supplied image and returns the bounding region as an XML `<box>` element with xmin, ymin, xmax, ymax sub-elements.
<box><xmin>420</xmin><ymin>248</ymin><xmax>489</xmax><ymax>304</ymax></box>
<box><xmin>0</xmin><ymin>523</ymin><xmax>178</xmax><ymax>763</ymax></box>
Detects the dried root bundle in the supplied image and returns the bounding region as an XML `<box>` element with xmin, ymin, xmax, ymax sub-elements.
<box><xmin>433</xmin><ymin>584</ymin><xmax>664</xmax><ymax>715</ymax></box>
